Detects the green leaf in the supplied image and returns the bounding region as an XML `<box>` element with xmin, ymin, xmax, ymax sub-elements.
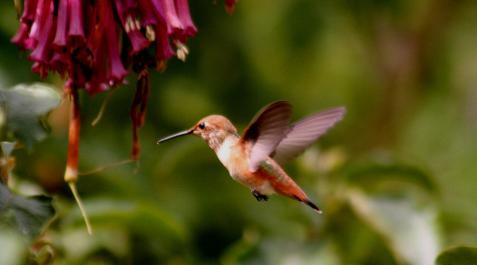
<box><xmin>63</xmin><ymin>198</ymin><xmax>187</xmax><ymax>244</ymax></box>
<box><xmin>344</xmin><ymin>161</ymin><xmax>437</xmax><ymax>193</ymax></box>
<box><xmin>347</xmin><ymin>189</ymin><xmax>441</xmax><ymax>265</ymax></box>
<box><xmin>59</xmin><ymin>226</ymin><xmax>130</xmax><ymax>262</ymax></box>
<box><xmin>435</xmin><ymin>246</ymin><xmax>477</xmax><ymax>265</ymax></box>
<box><xmin>221</xmin><ymin>229</ymin><xmax>260</xmax><ymax>265</ymax></box>
<box><xmin>0</xmin><ymin>182</ymin><xmax>55</xmax><ymax>238</ymax></box>
<box><xmin>240</xmin><ymin>239</ymin><xmax>341</xmax><ymax>265</ymax></box>
<box><xmin>0</xmin><ymin>83</ymin><xmax>61</xmax><ymax>147</ymax></box>
<box><xmin>0</xmin><ymin>228</ymin><xmax>28</xmax><ymax>265</ymax></box>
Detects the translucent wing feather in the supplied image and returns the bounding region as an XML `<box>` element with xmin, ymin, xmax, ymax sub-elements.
<box><xmin>241</xmin><ymin>101</ymin><xmax>292</xmax><ymax>171</ymax></box>
<box><xmin>272</xmin><ymin>107</ymin><xmax>346</xmax><ymax>165</ymax></box>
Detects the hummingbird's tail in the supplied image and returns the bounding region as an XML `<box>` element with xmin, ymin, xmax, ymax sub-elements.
<box><xmin>304</xmin><ymin>199</ymin><xmax>322</xmax><ymax>214</ymax></box>
<box><xmin>269</xmin><ymin>173</ymin><xmax>323</xmax><ymax>214</ymax></box>
<box><xmin>292</xmin><ymin>195</ymin><xmax>322</xmax><ymax>214</ymax></box>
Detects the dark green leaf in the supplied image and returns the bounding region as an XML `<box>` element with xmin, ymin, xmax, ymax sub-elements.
<box><xmin>0</xmin><ymin>83</ymin><xmax>60</xmax><ymax>147</ymax></box>
<box><xmin>221</xmin><ymin>229</ymin><xmax>260</xmax><ymax>265</ymax></box>
<box><xmin>436</xmin><ymin>246</ymin><xmax>477</xmax><ymax>265</ymax></box>
<box><xmin>344</xmin><ymin>161</ymin><xmax>437</xmax><ymax>193</ymax></box>
<box><xmin>0</xmin><ymin>182</ymin><xmax>55</xmax><ymax>238</ymax></box>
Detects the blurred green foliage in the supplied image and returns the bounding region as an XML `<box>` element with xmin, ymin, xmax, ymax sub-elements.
<box><xmin>0</xmin><ymin>84</ymin><xmax>60</xmax><ymax>147</ymax></box>
<box><xmin>436</xmin><ymin>246</ymin><xmax>477</xmax><ymax>265</ymax></box>
<box><xmin>1</xmin><ymin>0</ymin><xmax>477</xmax><ymax>264</ymax></box>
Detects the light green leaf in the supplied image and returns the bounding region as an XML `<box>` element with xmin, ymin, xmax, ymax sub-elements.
<box><xmin>63</xmin><ymin>198</ymin><xmax>187</xmax><ymax>244</ymax></box>
<box><xmin>0</xmin><ymin>83</ymin><xmax>61</xmax><ymax>147</ymax></box>
<box><xmin>249</xmin><ymin>239</ymin><xmax>341</xmax><ymax>265</ymax></box>
<box><xmin>0</xmin><ymin>228</ymin><xmax>27</xmax><ymax>265</ymax></box>
<box><xmin>348</xmin><ymin>189</ymin><xmax>441</xmax><ymax>265</ymax></box>
<box><xmin>58</xmin><ymin>226</ymin><xmax>129</xmax><ymax>262</ymax></box>
<box><xmin>0</xmin><ymin>182</ymin><xmax>55</xmax><ymax>238</ymax></box>
<box><xmin>435</xmin><ymin>246</ymin><xmax>477</xmax><ymax>265</ymax></box>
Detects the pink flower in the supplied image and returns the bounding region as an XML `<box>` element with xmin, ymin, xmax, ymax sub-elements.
<box><xmin>12</xmin><ymin>0</ymin><xmax>238</xmax><ymax>160</ymax></box>
<box><xmin>68</xmin><ymin>0</ymin><xmax>85</xmax><ymax>42</ymax></box>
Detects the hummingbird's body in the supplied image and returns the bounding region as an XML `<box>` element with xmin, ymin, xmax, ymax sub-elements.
<box><xmin>158</xmin><ymin>101</ymin><xmax>346</xmax><ymax>213</ymax></box>
<box><xmin>217</xmin><ymin>134</ymin><xmax>308</xmax><ymax>202</ymax></box>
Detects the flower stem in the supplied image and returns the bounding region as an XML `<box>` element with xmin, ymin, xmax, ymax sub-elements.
<box><xmin>68</xmin><ymin>182</ymin><xmax>93</xmax><ymax>235</ymax></box>
<box><xmin>130</xmin><ymin>70</ymin><xmax>150</xmax><ymax>161</ymax></box>
<box><xmin>64</xmin><ymin>85</ymin><xmax>92</xmax><ymax>235</ymax></box>
<box><xmin>64</xmin><ymin>87</ymin><xmax>80</xmax><ymax>183</ymax></box>
<box><xmin>78</xmin><ymin>158</ymin><xmax>133</xmax><ymax>176</ymax></box>
<box><xmin>91</xmin><ymin>90</ymin><xmax>115</xmax><ymax>127</ymax></box>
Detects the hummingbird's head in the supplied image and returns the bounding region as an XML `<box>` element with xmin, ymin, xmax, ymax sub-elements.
<box><xmin>157</xmin><ymin>115</ymin><xmax>238</xmax><ymax>151</ymax></box>
<box><xmin>192</xmin><ymin>115</ymin><xmax>237</xmax><ymax>150</ymax></box>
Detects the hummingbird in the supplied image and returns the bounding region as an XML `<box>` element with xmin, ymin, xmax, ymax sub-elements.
<box><xmin>157</xmin><ymin>101</ymin><xmax>345</xmax><ymax>213</ymax></box>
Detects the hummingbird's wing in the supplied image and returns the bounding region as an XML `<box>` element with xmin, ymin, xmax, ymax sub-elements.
<box><xmin>271</xmin><ymin>107</ymin><xmax>346</xmax><ymax>165</ymax></box>
<box><xmin>241</xmin><ymin>101</ymin><xmax>292</xmax><ymax>171</ymax></box>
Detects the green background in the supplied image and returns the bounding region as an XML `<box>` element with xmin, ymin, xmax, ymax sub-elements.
<box><xmin>1</xmin><ymin>0</ymin><xmax>477</xmax><ymax>264</ymax></box>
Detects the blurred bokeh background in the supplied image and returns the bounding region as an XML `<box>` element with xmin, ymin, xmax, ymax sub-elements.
<box><xmin>1</xmin><ymin>0</ymin><xmax>477</xmax><ymax>264</ymax></box>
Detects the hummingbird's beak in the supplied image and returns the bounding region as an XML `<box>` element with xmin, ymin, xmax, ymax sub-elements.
<box><xmin>156</xmin><ymin>129</ymin><xmax>193</xmax><ymax>144</ymax></box>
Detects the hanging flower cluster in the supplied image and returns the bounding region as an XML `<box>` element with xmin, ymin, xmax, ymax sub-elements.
<box><xmin>11</xmin><ymin>0</ymin><xmax>215</xmax><ymax>93</ymax></box>
<box><xmin>12</xmin><ymin>0</ymin><xmax>238</xmax><ymax>234</ymax></box>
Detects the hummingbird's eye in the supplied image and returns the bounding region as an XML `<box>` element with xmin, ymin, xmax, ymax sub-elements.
<box><xmin>198</xmin><ymin>122</ymin><xmax>206</xmax><ymax>129</ymax></box>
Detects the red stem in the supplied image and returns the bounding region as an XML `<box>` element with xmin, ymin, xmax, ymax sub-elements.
<box><xmin>130</xmin><ymin>70</ymin><xmax>150</xmax><ymax>160</ymax></box>
<box><xmin>64</xmin><ymin>86</ymin><xmax>81</xmax><ymax>183</ymax></box>
<box><xmin>63</xmin><ymin>84</ymin><xmax>92</xmax><ymax>234</ymax></box>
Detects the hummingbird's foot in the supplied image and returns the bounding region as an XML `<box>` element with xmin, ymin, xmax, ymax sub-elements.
<box><xmin>252</xmin><ymin>190</ymin><xmax>268</xmax><ymax>202</ymax></box>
